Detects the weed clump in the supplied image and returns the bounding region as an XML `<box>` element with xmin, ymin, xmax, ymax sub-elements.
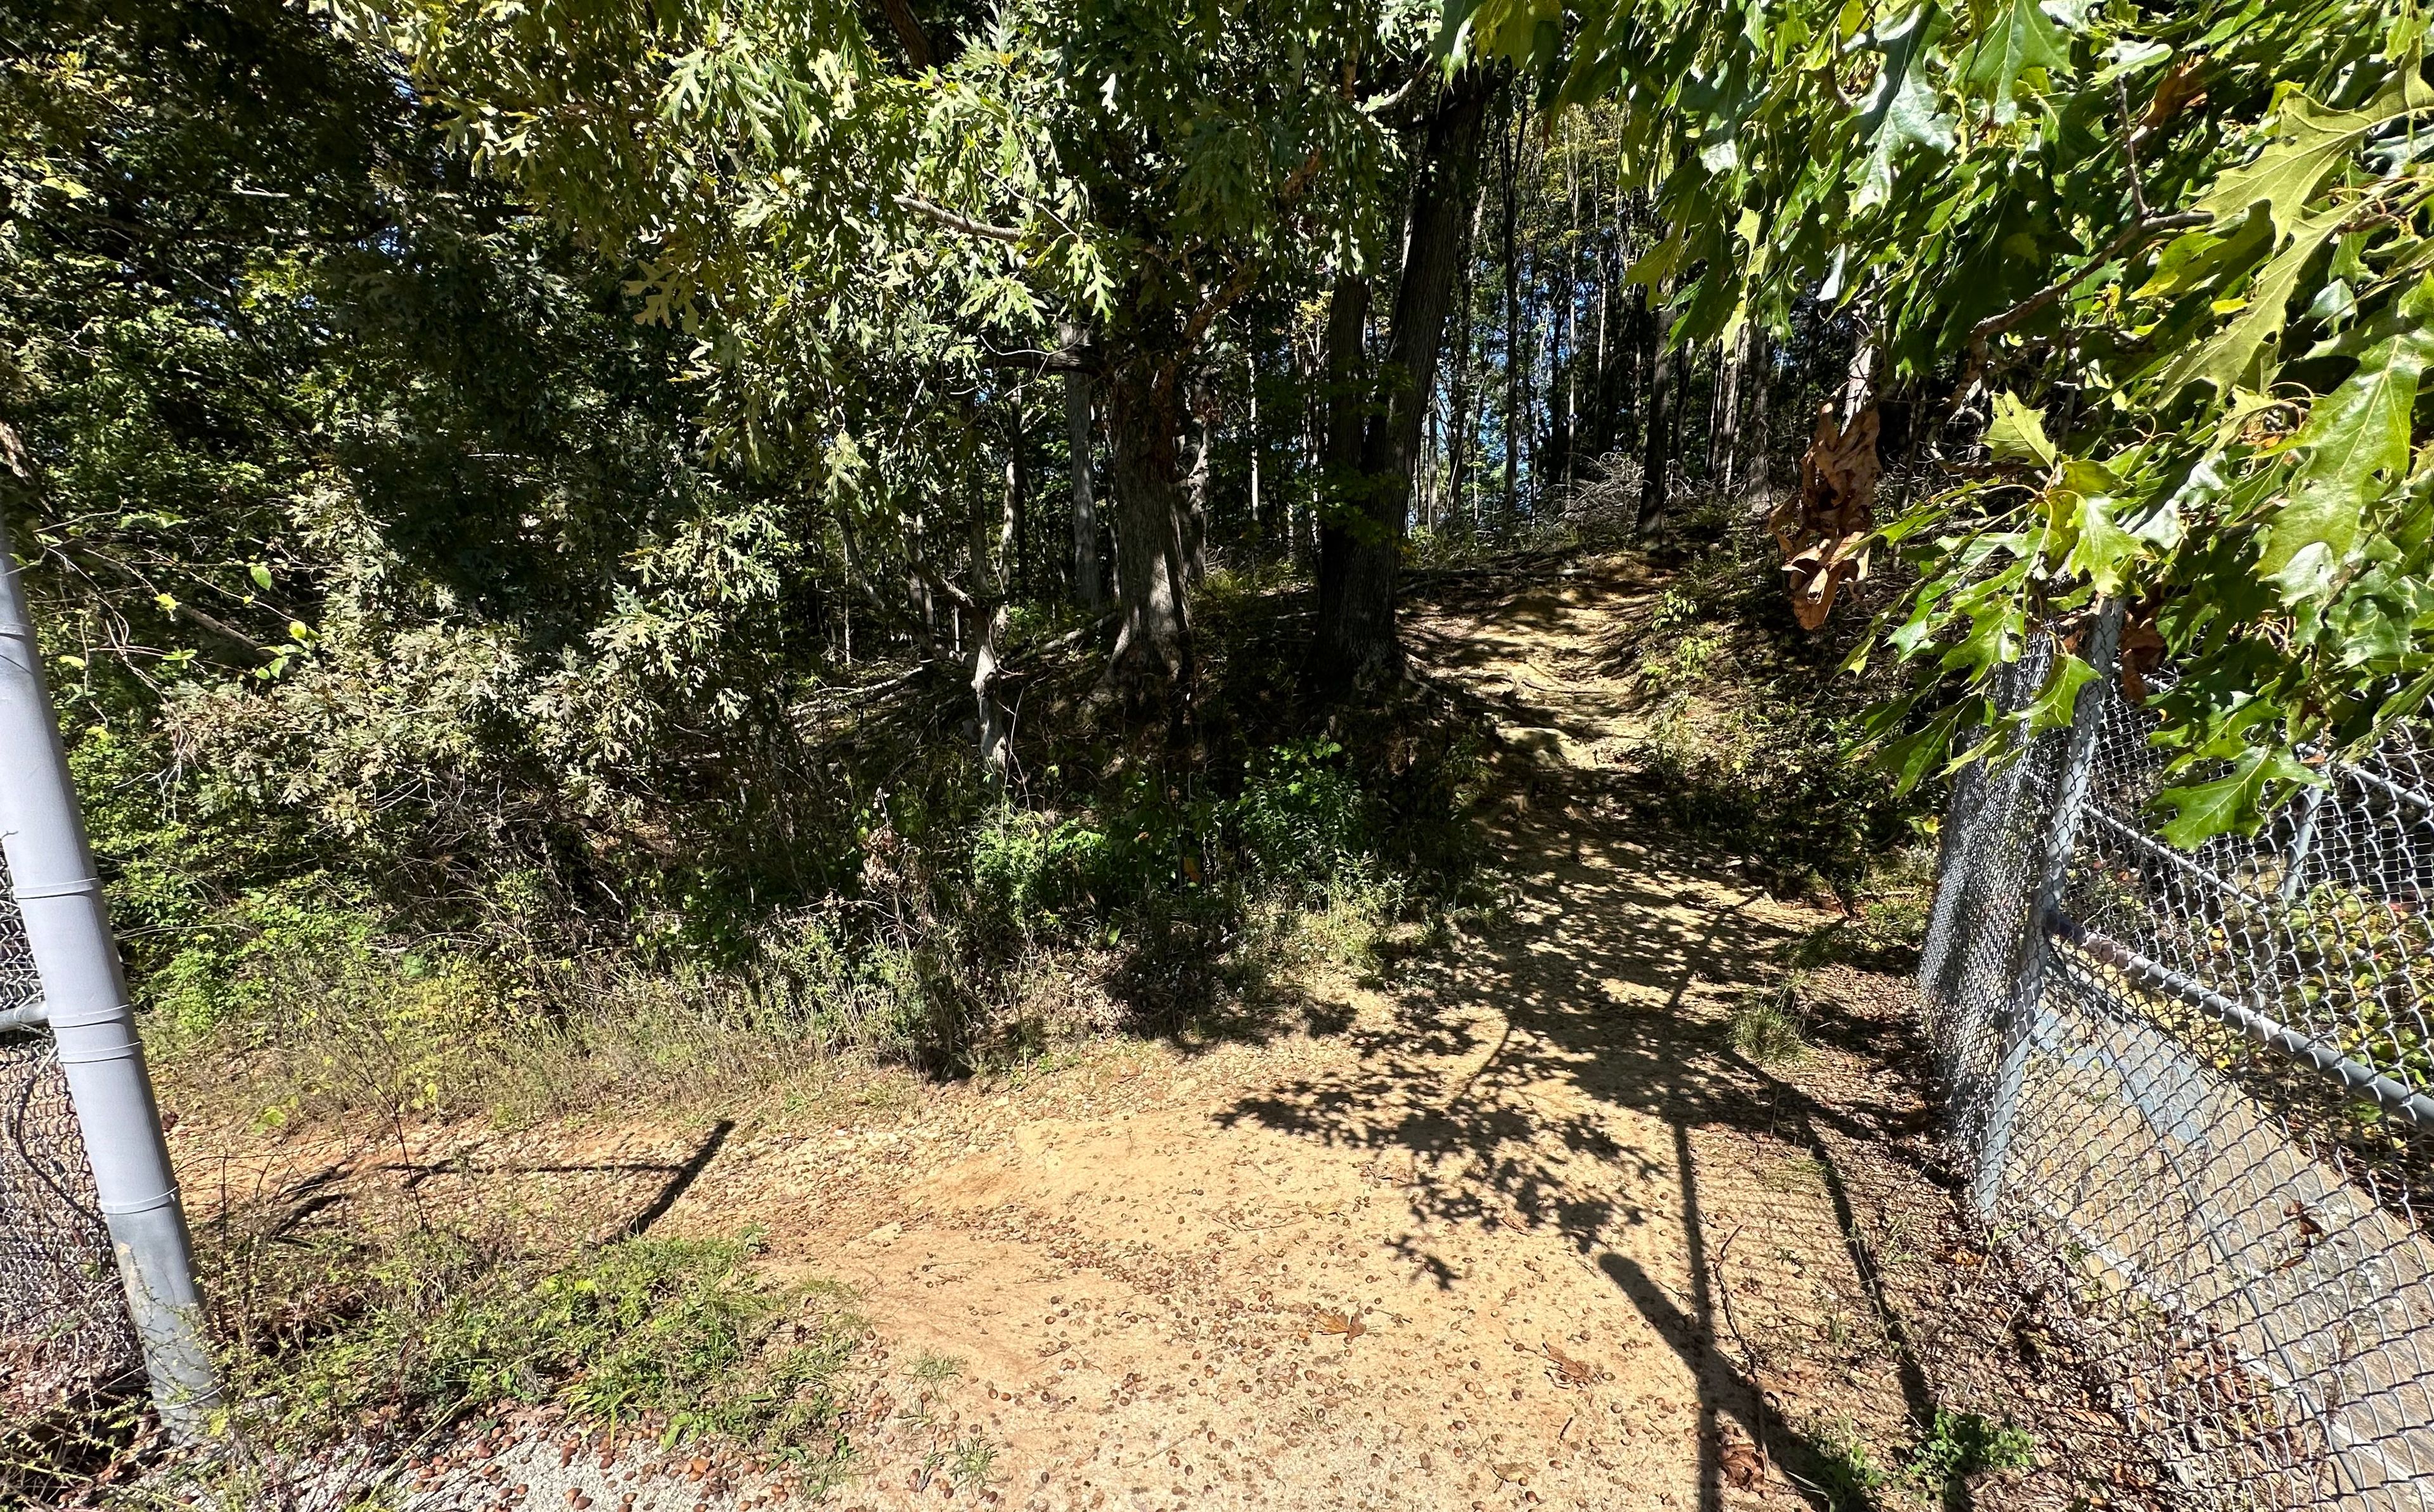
<box><xmin>1730</xmin><ymin>979</ymin><xmax>1810</xmax><ymax>1067</ymax></box>
<box><xmin>217</xmin><ymin>1229</ymin><xmax>858</xmax><ymax>1457</ymax></box>
<box><xmin>1902</xmin><ymin>1409</ymin><xmax>2038</xmax><ymax>1492</ymax></box>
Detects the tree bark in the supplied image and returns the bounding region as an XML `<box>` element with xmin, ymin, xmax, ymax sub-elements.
<box><xmin>1740</xmin><ymin>324</ymin><xmax>1772</xmax><ymax>504</ymax></box>
<box><xmin>875</xmin><ymin>0</ymin><xmax>939</xmax><ymax>70</ymax></box>
<box><xmin>1062</xmin><ymin>320</ymin><xmax>1102</xmax><ymax>609</ymax></box>
<box><xmin>971</xmin><ymin>473</ymin><xmax>1015</xmax><ymax>786</ymax></box>
<box><xmin>1562</xmin><ymin>133</ymin><xmax>1580</xmax><ymax>492</ymax></box>
<box><xmin>1500</xmin><ymin>107</ymin><xmax>1521</xmax><ymax>521</ymax></box>
<box><xmin>1246</xmin><ymin>341</ymin><xmax>1262</xmax><ymax>543</ymax></box>
<box><xmin>1008</xmin><ymin>444</ymin><xmax>1028</xmax><ymax>597</ymax></box>
<box><xmin>1637</xmin><ymin>285</ymin><xmax>1677</xmax><ymax>537</ymax></box>
<box><xmin>1184</xmin><ymin>378</ymin><xmax>1213</xmax><ymax>588</ymax></box>
<box><xmin>1313</xmin><ymin>70</ymin><xmax>1497</xmax><ymax>690</ymax></box>
<box><xmin>1311</xmin><ymin>271</ymin><xmax>1370</xmax><ymax>658</ymax></box>
<box><xmin>1100</xmin><ymin>361</ymin><xmax>1194</xmax><ymax>696</ymax></box>
<box><xmin>1710</xmin><ymin>327</ymin><xmax>1746</xmax><ymax>493</ymax></box>
<box><xmin>1446</xmin><ymin>179</ymin><xmax>1484</xmax><ymax>525</ymax></box>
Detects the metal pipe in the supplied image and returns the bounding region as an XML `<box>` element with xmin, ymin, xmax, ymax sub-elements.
<box><xmin>0</xmin><ymin>509</ymin><xmax>220</xmax><ymax>1432</ymax></box>
<box><xmin>0</xmin><ymin>992</ymin><xmax>48</xmax><ymax>1032</ymax></box>
<box><xmin>2085</xmin><ymin>804</ymin><xmax>2278</xmax><ymax>913</ymax></box>
<box><xmin>2049</xmin><ymin>912</ymin><xmax>2434</xmax><ymax>1130</ymax></box>
<box><xmin>1973</xmin><ymin>600</ymin><xmax>2126</xmax><ymax>1219</ymax></box>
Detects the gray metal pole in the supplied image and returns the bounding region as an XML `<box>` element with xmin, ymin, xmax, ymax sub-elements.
<box><xmin>0</xmin><ymin>509</ymin><xmax>221</xmax><ymax>1432</ymax></box>
<box><xmin>1970</xmin><ymin>598</ymin><xmax>2125</xmax><ymax>1220</ymax></box>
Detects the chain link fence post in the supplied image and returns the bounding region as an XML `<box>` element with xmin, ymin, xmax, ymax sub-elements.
<box><xmin>1969</xmin><ymin>597</ymin><xmax>2125</xmax><ymax>1221</ymax></box>
<box><xmin>0</xmin><ymin>509</ymin><xmax>219</xmax><ymax>1435</ymax></box>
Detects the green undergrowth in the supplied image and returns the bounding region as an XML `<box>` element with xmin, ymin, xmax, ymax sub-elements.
<box><xmin>1619</xmin><ymin>501</ymin><xmax>1931</xmax><ymax>907</ymax></box>
<box><xmin>122</xmin><ymin>572</ymin><xmax>1493</xmax><ymax>1134</ymax></box>
<box><xmin>211</xmin><ymin>1228</ymin><xmax>858</xmax><ymax>1456</ymax></box>
<box><xmin>1802</xmin><ymin>1409</ymin><xmax>2038</xmax><ymax>1511</ymax></box>
<box><xmin>8</xmin><ymin>1224</ymin><xmax>868</xmax><ymax>1509</ymax></box>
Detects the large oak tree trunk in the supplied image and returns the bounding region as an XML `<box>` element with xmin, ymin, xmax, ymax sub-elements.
<box><xmin>1313</xmin><ymin>72</ymin><xmax>1497</xmax><ymax>691</ymax></box>
<box><xmin>1100</xmin><ymin>361</ymin><xmax>1194</xmax><ymax>696</ymax></box>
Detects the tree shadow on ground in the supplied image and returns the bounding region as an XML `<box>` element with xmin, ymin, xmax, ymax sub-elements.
<box><xmin>1213</xmin><ymin>760</ymin><xmax>1950</xmax><ymax>1511</ymax></box>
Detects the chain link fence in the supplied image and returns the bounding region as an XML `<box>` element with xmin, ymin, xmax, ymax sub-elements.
<box><xmin>1922</xmin><ymin>634</ymin><xmax>2434</xmax><ymax>1509</ymax></box>
<box><xmin>0</xmin><ymin>849</ymin><xmax>139</xmax><ymax>1418</ymax></box>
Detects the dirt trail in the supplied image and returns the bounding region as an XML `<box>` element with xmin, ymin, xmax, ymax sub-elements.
<box><xmin>189</xmin><ymin>561</ymin><xmax>2076</xmax><ymax>1512</ymax></box>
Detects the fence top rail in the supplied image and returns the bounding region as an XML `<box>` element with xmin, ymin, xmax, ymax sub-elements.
<box><xmin>2049</xmin><ymin>911</ymin><xmax>2434</xmax><ymax>1130</ymax></box>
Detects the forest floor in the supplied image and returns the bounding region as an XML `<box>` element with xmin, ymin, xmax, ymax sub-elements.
<box><xmin>151</xmin><ymin>556</ymin><xmax>2160</xmax><ymax>1512</ymax></box>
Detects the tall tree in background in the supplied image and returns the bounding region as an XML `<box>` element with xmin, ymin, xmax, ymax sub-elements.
<box><xmin>355</xmin><ymin>0</ymin><xmax>1419</xmax><ymax>703</ymax></box>
<box><xmin>1314</xmin><ymin>68</ymin><xmax>1502</xmax><ymax>687</ymax></box>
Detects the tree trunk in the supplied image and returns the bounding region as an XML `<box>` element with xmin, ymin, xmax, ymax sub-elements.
<box><xmin>1563</xmin><ymin>134</ymin><xmax>1580</xmax><ymax>492</ymax></box>
<box><xmin>1500</xmin><ymin>107</ymin><xmax>1520</xmax><ymax>521</ymax></box>
<box><xmin>1008</xmin><ymin>444</ymin><xmax>1029</xmax><ymax>597</ymax></box>
<box><xmin>1247</xmin><ymin>342</ymin><xmax>1262</xmax><ymax>544</ymax></box>
<box><xmin>1708</xmin><ymin>330</ymin><xmax>1738</xmax><ymax>491</ymax></box>
<box><xmin>1100</xmin><ymin>361</ymin><xmax>1194</xmax><ymax>695</ymax></box>
<box><xmin>1184</xmin><ymin>381</ymin><xmax>1213</xmax><ymax>588</ymax></box>
<box><xmin>971</xmin><ymin>478</ymin><xmax>1015</xmax><ymax>787</ymax></box>
<box><xmin>1314</xmin><ymin>70</ymin><xmax>1496</xmax><ymax>690</ymax></box>
<box><xmin>1637</xmin><ymin>288</ymin><xmax>1677</xmax><ymax>537</ymax></box>
<box><xmin>1446</xmin><ymin>179</ymin><xmax>1484</xmax><ymax>524</ymax></box>
<box><xmin>1592</xmin><ymin>196</ymin><xmax>1610</xmax><ymax>458</ymax></box>
<box><xmin>1740</xmin><ymin>324</ymin><xmax>1772</xmax><ymax>504</ymax></box>
<box><xmin>1063</xmin><ymin>320</ymin><xmax>1103</xmax><ymax>608</ymax></box>
<box><xmin>1311</xmin><ymin>271</ymin><xmax>1371</xmax><ymax>659</ymax></box>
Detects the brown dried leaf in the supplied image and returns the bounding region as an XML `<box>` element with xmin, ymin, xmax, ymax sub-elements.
<box><xmin>1780</xmin><ymin>401</ymin><xmax>1883</xmax><ymax>630</ymax></box>
<box><xmin>1543</xmin><ymin>1344</ymin><xmax>1595</xmax><ymax>1386</ymax></box>
<box><xmin>2140</xmin><ymin>55</ymin><xmax>2208</xmax><ymax>138</ymax></box>
<box><xmin>1720</xmin><ymin>1439</ymin><xmax>1765</xmax><ymax>1490</ymax></box>
<box><xmin>1312</xmin><ymin>1309</ymin><xmax>1365</xmax><ymax>1338</ymax></box>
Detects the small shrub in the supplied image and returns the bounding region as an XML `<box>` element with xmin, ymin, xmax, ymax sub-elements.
<box><xmin>1903</xmin><ymin>1411</ymin><xmax>2038</xmax><ymax>1489</ymax></box>
<box><xmin>968</xmin><ymin>807</ymin><xmax>1105</xmax><ymax>937</ymax></box>
<box><xmin>1233</xmin><ymin>740</ymin><xmax>1365</xmax><ymax>891</ymax></box>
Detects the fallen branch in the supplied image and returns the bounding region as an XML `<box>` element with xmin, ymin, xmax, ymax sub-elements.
<box><xmin>1007</xmin><ymin>611</ymin><xmax>1116</xmax><ymax>667</ymax></box>
<box><xmin>806</xmin><ymin>663</ymin><xmax>934</xmax><ymax>704</ymax></box>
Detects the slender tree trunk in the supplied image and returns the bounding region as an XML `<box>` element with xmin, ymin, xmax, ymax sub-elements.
<box><xmin>1314</xmin><ymin>71</ymin><xmax>1496</xmax><ymax>689</ymax></box>
<box><xmin>1062</xmin><ymin>319</ymin><xmax>1103</xmax><ymax>608</ymax></box>
<box><xmin>1564</xmin><ymin>134</ymin><xmax>1580</xmax><ymax>492</ymax></box>
<box><xmin>1446</xmin><ymin>268</ymin><xmax>1474</xmax><ymax>523</ymax></box>
<box><xmin>1500</xmin><ymin>107</ymin><xmax>1520</xmax><ymax>521</ymax></box>
<box><xmin>972</xmin><ymin>476</ymin><xmax>1016</xmax><ymax>786</ymax></box>
<box><xmin>1627</xmin><ymin>278</ymin><xmax>1653</xmax><ymax>451</ymax></box>
<box><xmin>1313</xmin><ymin>271</ymin><xmax>1372</xmax><ymax>647</ymax></box>
<box><xmin>1100</xmin><ymin>361</ymin><xmax>1194</xmax><ymax>695</ymax></box>
<box><xmin>1446</xmin><ymin>179</ymin><xmax>1483</xmax><ymax>524</ymax></box>
<box><xmin>909</xmin><ymin>509</ymin><xmax>937</xmax><ymax>658</ymax></box>
<box><xmin>1185</xmin><ymin>381</ymin><xmax>1213</xmax><ymax>587</ymax></box>
<box><xmin>1009</xmin><ymin>444</ymin><xmax>1029</xmax><ymax>598</ymax></box>
<box><xmin>1593</xmin><ymin>206</ymin><xmax>1609</xmax><ymax>457</ymax></box>
<box><xmin>1711</xmin><ymin>328</ymin><xmax>1746</xmax><ymax>494</ymax></box>
<box><xmin>1247</xmin><ymin>342</ymin><xmax>1262</xmax><ymax>544</ymax></box>
<box><xmin>1637</xmin><ymin>285</ymin><xmax>1677</xmax><ymax>537</ymax></box>
<box><xmin>1741</xmin><ymin>324</ymin><xmax>1772</xmax><ymax>503</ymax></box>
